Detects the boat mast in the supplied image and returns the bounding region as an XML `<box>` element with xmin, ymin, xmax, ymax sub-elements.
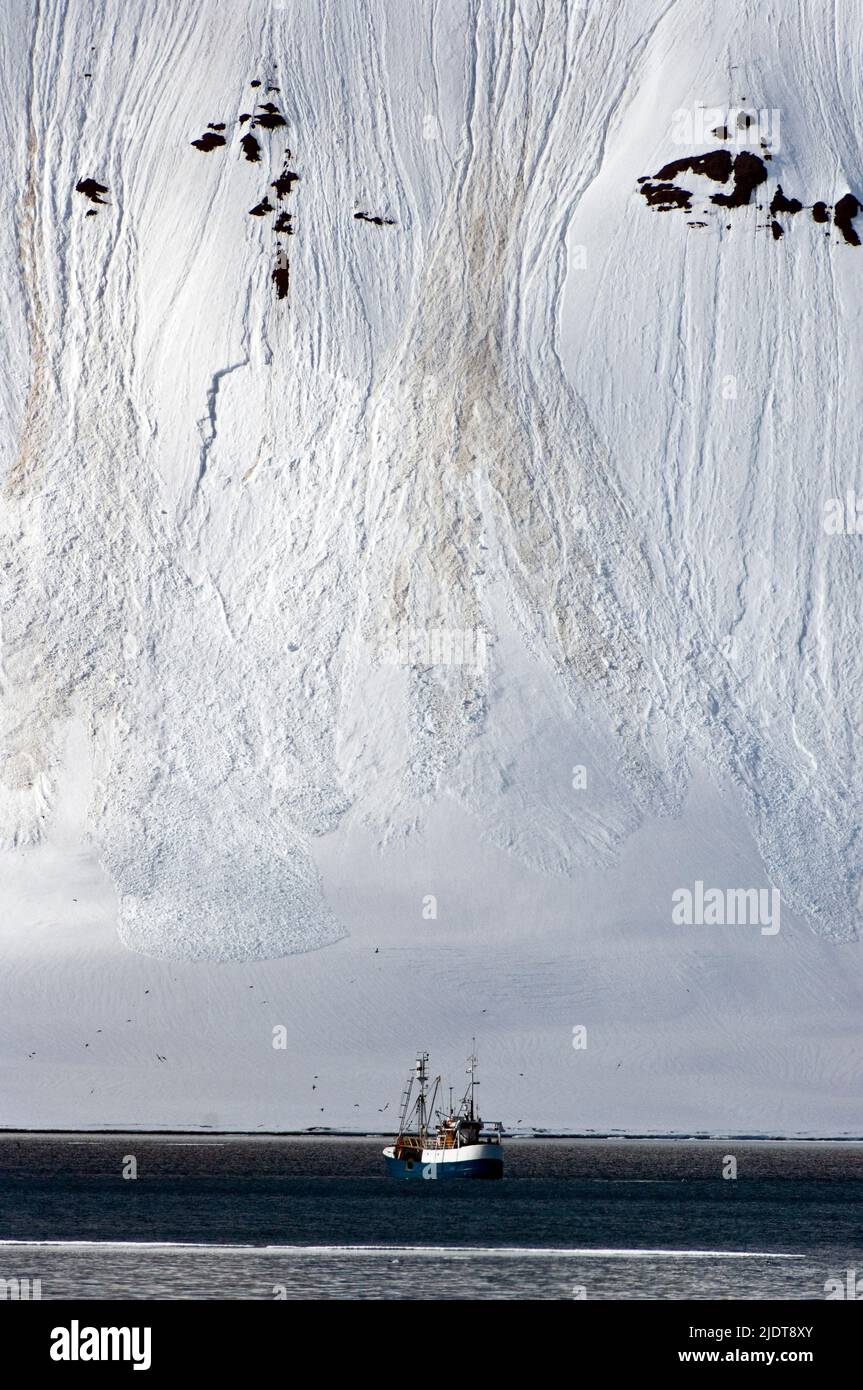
<box><xmin>467</xmin><ymin>1038</ymin><xmax>478</xmax><ymax>1121</ymax></box>
<box><xmin>415</xmin><ymin>1051</ymin><xmax>429</xmax><ymax>1140</ymax></box>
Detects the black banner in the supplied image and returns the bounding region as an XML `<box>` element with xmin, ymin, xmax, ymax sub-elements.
<box><xmin>5</xmin><ymin>1298</ymin><xmax>858</xmax><ymax>1375</ymax></box>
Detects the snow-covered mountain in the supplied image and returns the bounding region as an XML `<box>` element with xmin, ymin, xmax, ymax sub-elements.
<box><xmin>1</xmin><ymin>0</ymin><xmax>862</xmax><ymax>1133</ymax></box>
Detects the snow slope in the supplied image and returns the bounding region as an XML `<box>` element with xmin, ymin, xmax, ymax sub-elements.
<box><xmin>1</xmin><ymin>0</ymin><xmax>862</xmax><ymax>1131</ymax></box>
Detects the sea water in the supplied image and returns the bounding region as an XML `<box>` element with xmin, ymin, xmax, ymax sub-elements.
<box><xmin>0</xmin><ymin>1136</ymin><xmax>860</xmax><ymax>1300</ymax></box>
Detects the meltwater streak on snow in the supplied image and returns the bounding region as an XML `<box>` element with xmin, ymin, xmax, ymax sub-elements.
<box><xmin>1</xmin><ymin>0</ymin><xmax>862</xmax><ymax>958</ymax></box>
<box><xmin>0</xmin><ymin>1241</ymin><xmax>802</xmax><ymax>1259</ymax></box>
<box><xmin>340</xmin><ymin>0</ymin><xmax>689</xmax><ymax>860</ymax></box>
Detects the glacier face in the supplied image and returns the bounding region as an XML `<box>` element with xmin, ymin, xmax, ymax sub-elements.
<box><xmin>1</xmin><ymin>0</ymin><xmax>862</xmax><ymax>976</ymax></box>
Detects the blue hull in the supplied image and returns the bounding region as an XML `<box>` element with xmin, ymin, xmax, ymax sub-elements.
<box><xmin>384</xmin><ymin>1155</ymin><xmax>503</xmax><ymax>1180</ymax></box>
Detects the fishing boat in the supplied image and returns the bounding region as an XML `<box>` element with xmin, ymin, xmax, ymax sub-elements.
<box><xmin>382</xmin><ymin>1045</ymin><xmax>503</xmax><ymax>1179</ymax></box>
